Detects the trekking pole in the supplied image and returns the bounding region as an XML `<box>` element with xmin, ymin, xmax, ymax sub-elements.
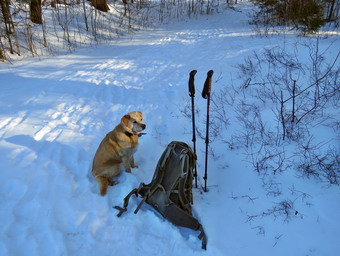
<box><xmin>202</xmin><ymin>70</ymin><xmax>214</xmax><ymax>192</ymax></box>
<box><xmin>188</xmin><ymin>70</ymin><xmax>198</xmax><ymax>188</ymax></box>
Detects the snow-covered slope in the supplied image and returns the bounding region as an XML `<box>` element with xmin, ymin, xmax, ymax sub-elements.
<box><xmin>1</xmin><ymin>2</ymin><xmax>339</xmax><ymax>256</ymax></box>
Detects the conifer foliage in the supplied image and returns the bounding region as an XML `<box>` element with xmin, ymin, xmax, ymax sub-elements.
<box><xmin>250</xmin><ymin>0</ymin><xmax>332</xmax><ymax>33</ymax></box>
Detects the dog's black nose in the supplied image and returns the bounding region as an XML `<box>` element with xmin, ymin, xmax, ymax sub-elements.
<box><xmin>141</xmin><ymin>124</ymin><xmax>146</xmax><ymax>129</ymax></box>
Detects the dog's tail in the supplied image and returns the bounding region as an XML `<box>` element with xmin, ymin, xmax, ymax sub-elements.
<box><xmin>96</xmin><ymin>176</ymin><xmax>110</xmax><ymax>196</ymax></box>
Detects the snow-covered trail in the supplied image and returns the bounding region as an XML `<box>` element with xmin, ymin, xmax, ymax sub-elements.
<box><xmin>1</xmin><ymin>2</ymin><xmax>339</xmax><ymax>256</ymax></box>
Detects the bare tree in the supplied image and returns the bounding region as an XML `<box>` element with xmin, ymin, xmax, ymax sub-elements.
<box><xmin>91</xmin><ymin>0</ymin><xmax>109</xmax><ymax>12</ymax></box>
<box><xmin>0</xmin><ymin>0</ymin><xmax>14</xmax><ymax>54</ymax></box>
<box><xmin>325</xmin><ymin>0</ymin><xmax>338</xmax><ymax>22</ymax></box>
<box><xmin>234</xmin><ymin>37</ymin><xmax>340</xmax><ymax>187</ymax></box>
<box><xmin>0</xmin><ymin>35</ymin><xmax>5</xmax><ymax>61</ymax></box>
<box><xmin>1</xmin><ymin>0</ymin><xmax>234</xmax><ymax>60</ymax></box>
<box><xmin>30</xmin><ymin>0</ymin><xmax>43</xmax><ymax>24</ymax></box>
<box><xmin>0</xmin><ymin>0</ymin><xmax>20</xmax><ymax>55</ymax></box>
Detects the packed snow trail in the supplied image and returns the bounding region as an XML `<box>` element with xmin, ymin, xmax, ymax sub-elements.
<box><xmin>1</xmin><ymin>2</ymin><xmax>340</xmax><ymax>256</ymax></box>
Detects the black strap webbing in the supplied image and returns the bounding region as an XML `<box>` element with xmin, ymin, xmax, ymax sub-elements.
<box><xmin>114</xmin><ymin>187</ymin><xmax>139</xmax><ymax>217</ymax></box>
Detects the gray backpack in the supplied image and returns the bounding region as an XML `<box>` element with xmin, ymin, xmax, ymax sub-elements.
<box><xmin>114</xmin><ymin>141</ymin><xmax>207</xmax><ymax>250</ymax></box>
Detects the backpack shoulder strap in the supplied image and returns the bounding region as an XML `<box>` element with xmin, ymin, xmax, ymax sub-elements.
<box><xmin>163</xmin><ymin>202</ymin><xmax>207</xmax><ymax>250</ymax></box>
<box><xmin>114</xmin><ymin>182</ymin><xmax>148</xmax><ymax>217</ymax></box>
<box><xmin>115</xmin><ymin>143</ymin><xmax>175</xmax><ymax>216</ymax></box>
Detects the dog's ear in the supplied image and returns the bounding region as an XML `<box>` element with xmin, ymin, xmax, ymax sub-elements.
<box><xmin>136</xmin><ymin>111</ymin><xmax>143</xmax><ymax>118</ymax></box>
<box><xmin>121</xmin><ymin>115</ymin><xmax>130</xmax><ymax>126</ymax></box>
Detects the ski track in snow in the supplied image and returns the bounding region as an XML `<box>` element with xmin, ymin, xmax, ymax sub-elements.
<box><xmin>1</xmin><ymin>2</ymin><xmax>340</xmax><ymax>256</ymax></box>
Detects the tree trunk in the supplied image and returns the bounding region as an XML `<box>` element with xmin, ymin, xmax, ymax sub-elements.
<box><xmin>0</xmin><ymin>0</ymin><xmax>14</xmax><ymax>54</ymax></box>
<box><xmin>0</xmin><ymin>36</ymin><xmax>5</xmax><ymax>61</ymax></box>
<box><xmin>30</xmin><ymin>0</ymin><xmax>43</xmax><ymax>24</ymax></box>
<box><xmin>91</xmin><ymin>0</ymin><xmax>109</xmax><ymax>12</ymax></box>
<box><xmin>327</xmin><ymin>0</ymin><xmax>336</xmax><ymax>21</ymax></box>
<box><xmin>0</xmin><ymin>0</ymin><xmax>11</xmax><ymax>26</ymax></box>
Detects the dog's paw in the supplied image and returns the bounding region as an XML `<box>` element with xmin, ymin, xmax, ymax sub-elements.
<box><xmin>109</xmin><ymin>180</ymin><xmax>119</xmax><ymax>186</ymax></box>
<box><xmin>125</xmin><ymin>168</ymin><xmax>132</xmax><ymax>173</ymax></box>
<box><xmin>131</xmin><ymin>163</ymin><xmax>139</xmax><ymax>168</ymax></box>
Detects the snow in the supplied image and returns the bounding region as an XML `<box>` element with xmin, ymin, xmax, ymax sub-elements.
<box><xmin>1</xmin><ymin>2</ymin><xmax>339</xmax><ymax>256</ymax></box>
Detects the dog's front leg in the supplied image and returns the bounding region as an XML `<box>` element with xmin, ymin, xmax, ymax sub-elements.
<box><xmin>130</xmin><ymin>155</ymin><xmax>138</xmax><ymax>169</ymax></box>
<box><xmin>123</xmin><ymin>156</ymin><xmax>132</xmax><ymax>173</ymax></box>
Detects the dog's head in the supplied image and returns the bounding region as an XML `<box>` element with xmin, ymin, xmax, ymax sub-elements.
<box><xmin>121</xmin><ymin>111</ymin><xmax>146</xmax><ymax>135</ymax></box>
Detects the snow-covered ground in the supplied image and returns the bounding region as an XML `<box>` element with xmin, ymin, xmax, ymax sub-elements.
<box><xmin>1</xmin><ymin>2</ymin><xmax>339</xmax><ymax>256</ymax></box>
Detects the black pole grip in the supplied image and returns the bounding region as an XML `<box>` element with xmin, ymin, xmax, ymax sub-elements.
<box><xmin>202</xmin><ymin>70</ymin><xmax>214</xmax><ymax>99</ymax></box>
<box><xmin>188</xmin><ymin>70</ymin><xmax>197</xmax><ymax>97</ymax></box>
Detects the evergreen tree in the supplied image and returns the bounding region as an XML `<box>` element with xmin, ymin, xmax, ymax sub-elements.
<box><xmin>251</xmin><ymin>0</ymin><xmax>327</xmax><ymax>33</ymax></box>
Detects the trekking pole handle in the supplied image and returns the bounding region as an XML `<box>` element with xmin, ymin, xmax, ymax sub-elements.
<box><xmin>202</xmin><ymin>70</ymin><xmax>214</xmax><ymax>99</ymax></box>
<box><xmin>189</xmin><ymin>70</ymin><xmax>197</xmax><ymax>97</ymax></box>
